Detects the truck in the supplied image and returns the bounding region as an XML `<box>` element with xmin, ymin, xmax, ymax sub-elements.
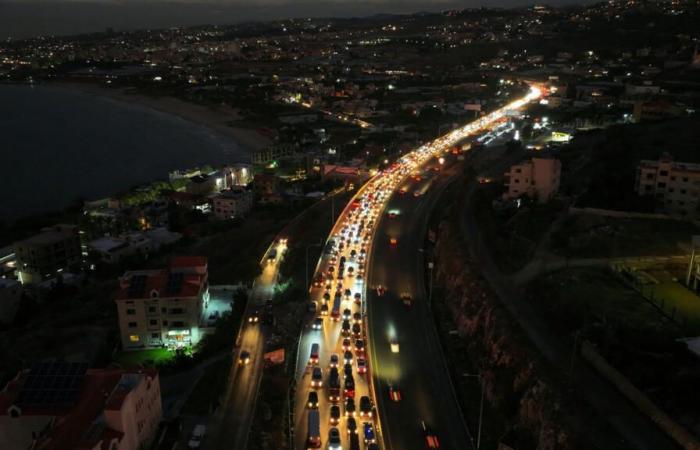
<box><xmin>328</xmin><ymin>367</ymin><xmax>340</xmax><ymax>402</ymax></box>
<box><xmin>330</xmin><ymin>295</ymin><xmax>341</xmax><ymax>321</ymax></box>
<box><xmin>349</xmin><ymin>432</ymin><xmax>360</xmax><ymax>450</ymax></box>
<box><xmin>306</xmin><ymin>410</ymin><xmax>321</xmax><ymax>449</ymax></box>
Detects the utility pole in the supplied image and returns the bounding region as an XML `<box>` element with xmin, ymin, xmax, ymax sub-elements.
<box><xmin>477</xmin><ymin>378</ymin><xmax>484</xmax><ymax>450</ymax></box>
<box><xmin>569</xmin><ymin>330</ymin><xmax>581</xmax><ymax>384</ymax></box>
<box><xmin>428</xmin><ymin>261</ymin><xmax>434</xmax><ymax>308</ymax></box>
<box><xmin>465</xmin><ymin>373</ymin><xmax>484</xmax><ymax>449</ymax></box>
<box><xmin>331</xmin><ymin>192</ymin><xmax>336</xmax><ymax>228</ymax></box>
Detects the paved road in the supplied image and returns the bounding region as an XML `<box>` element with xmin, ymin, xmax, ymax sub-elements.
<box><xmin>293</xmin><ymin>191</ymin><xmax>375</xmax><ymax>450</ymax></box>
<box><xmin>367</xmin><ymin>161</ymin><xmax>475</xmax><ymax>450</ymax></box>
<box><xmin>204</xmin><ymin>241</ymin><xmax>286</xmax><ymax>450</ymax></box>
<box><xmin>292</xmin><ymin>86</ymin><xmax>543</xmax><ymax>450</ymax></box>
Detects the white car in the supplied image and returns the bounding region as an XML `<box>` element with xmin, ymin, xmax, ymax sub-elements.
<box><xmin>390</xmin><ymin>337</ymin><xmax>400</xmax><ymax>353</ymax></box>
<box><xmin>328</xmin><ymin>427</ymin><xmax>342</xmax><ymax>450</ymax></box>
<box><xmin>188</xmin><ymin>424</ymin><xmax>206</xmax><ymax>449</ymax></box>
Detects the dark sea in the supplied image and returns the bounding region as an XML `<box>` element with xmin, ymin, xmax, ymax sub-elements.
<box><xmin>0</xmin><ymin>84</ymin><xmax>247</xmax><ymax>219</ymax></box>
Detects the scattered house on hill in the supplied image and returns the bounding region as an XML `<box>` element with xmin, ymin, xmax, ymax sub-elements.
<box><xmin>633</xmin><ymin>100</ymin><xmax>684</xmax><ymax>123</ymax></box>
<box><xmin>212</xmin><ymin>188</ymin><xmax>253</xmax><ymax>220</ymax></box>
<box><xmin>635</xmin><ymin>153</ymin><xmax>700</xmax><ymax>217</ymax></box>
<box><xmin>503</xmin><ymin>157</ymin><xmax>561</xmax><ymax>204</ymax></box>
<box><xmin>185</xmin><ymin>174</ymin><xmax>220</xmax><ymax>196</ymax></box>
<box><xmin>14</xmin><ymin>224</ymin><xmax>83</xmax><ymax>285</ymax></box>
<box><xmin>253</xmin><ymin>173</ymin><xmax>283</xmax><ymax>204</ymax></box>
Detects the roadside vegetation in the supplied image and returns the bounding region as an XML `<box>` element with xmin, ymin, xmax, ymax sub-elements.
<box><xmin>527</xmin><ymin>266</ymin><xmax>700</xmax><ymax>434</ymax></box>
<box><xmin>181</xmin><ymin>358</ymin><xmax>232</xmax><ymax>415</ymax></box>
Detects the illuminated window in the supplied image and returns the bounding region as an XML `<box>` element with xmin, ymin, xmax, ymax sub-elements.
<box><xmin>129</xmin><ymin>335</ymin><xmax>140</xmax><ymax>343</ymax></box>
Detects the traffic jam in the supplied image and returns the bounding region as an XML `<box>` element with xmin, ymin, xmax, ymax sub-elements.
<box><xmin>303</xmin><ymin>185</ymin><xmax>387</xmax><ymax>450</ymax></box>
<box><xmin>300</xmin><ymin>85</ymin><xmax>543</xmax><ymax>450</ymax></box>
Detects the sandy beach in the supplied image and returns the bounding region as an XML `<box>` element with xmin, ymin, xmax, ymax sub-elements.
<box><xmin>55</xmin><ymin>81</ymin><xmax>272</xmax><ymax>152</ymax></box>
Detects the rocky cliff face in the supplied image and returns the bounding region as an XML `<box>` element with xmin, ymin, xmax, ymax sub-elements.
<box><xmin>434</xmin><ymin>220</ymin><xmax>576</xmax><ymax>450</ymax></box>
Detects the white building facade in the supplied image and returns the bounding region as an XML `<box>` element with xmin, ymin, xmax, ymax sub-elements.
<box><xmin>635</xmin><ymin>154</ymin><xmax>700</xmax><ymax>217</ymax></box>
<box><xmin>503</xmin><ymin>157</ymin><xmax>561</xmax><ymax>203</ymax></box>
<box><xmin>116</xmin><ymin>257</ymin><xmax>209</xmax><ymax>350</ymax></box>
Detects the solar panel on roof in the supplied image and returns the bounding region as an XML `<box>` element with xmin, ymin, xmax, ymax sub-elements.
<box><xmin>16</xmin><ymin>362</ymin><xmax>87</xmax><ymax>407</ymax></box>
<box><xmin>166</xmin><ymin>272</ymin><xmax>184</xmax><ymax>295</ymax></box>
<box><xmin>128</xmin><ymin>274</ymin><xmax>147</xmax><ymax>298</ymax></box>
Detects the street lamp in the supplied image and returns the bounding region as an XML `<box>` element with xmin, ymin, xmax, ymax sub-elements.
<box><xmin>305</xmin><ymin>241</ymin><xmax>323</xmax><ymax>290</ymax></box>
<box><xmin>464</xmin><ymin>372</ymin><xmax>484</xmax><ymax>450</ymax></box>
<box><xmin>427</xmin><ymin>261</ymin><xmax>434</xmax><ymax>308</ymax></box>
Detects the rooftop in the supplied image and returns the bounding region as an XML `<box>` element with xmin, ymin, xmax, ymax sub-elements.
<box><xmin>217</xmin><ymin>188</ymin><xmax>249</xmax><ymax>199</ymax></box>
<box><xmin>116</xmin><ymin>256</ymin><xmax>208</xmax><ymax>301</ymax></box>
<box><xmin>0</xmin><ymin>365</ymin><xmax>157</xmax><ymax>450</ymax></box>
<box><xmin>16</xmin><ymin>224</ymin><xmax>78</xmax><ymax>247</ymax></box>
<box><xmin>639</xmin><ymin>158</ymin><xmax>700</xmax><ymax>173</ymax></box>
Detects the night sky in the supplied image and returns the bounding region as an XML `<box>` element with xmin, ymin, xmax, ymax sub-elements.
<box><xmin>0</xmin><ymin>0</ymin><xmax>591</xmax><ymax>39</ymax></box>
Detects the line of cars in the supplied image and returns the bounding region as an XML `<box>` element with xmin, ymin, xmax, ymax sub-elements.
<box><xmin>305</xmin><ymin>189</ymin><xmax>386</xmax><ymax>450</ymax></box>
<box><xmin>301</xmin><ymin>87</ymin><xmax>542</xmax><ymax>449</ymax></box>
<box><xmin>303</xmin><ymin>152</ymin><xmax>447</xmax><ymax>449</ymax></box>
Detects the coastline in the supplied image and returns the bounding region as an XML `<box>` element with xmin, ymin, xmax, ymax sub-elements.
<box><xmin>52</xmin><ymin>81</ymin><xmax>272</xmax><ymax>152</ymax></box>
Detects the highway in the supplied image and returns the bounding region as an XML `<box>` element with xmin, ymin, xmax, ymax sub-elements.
<box><xmin>293</xmin><ymin>86</ymin><xmax>543</xmax><ymax>450</ymax></box>
<box><xmin>293</xmin><ymin>198</ymin><xmax>376</xmax><ymax>450</ymax></box>
<box><xmin>367</xmin><ymin>160</ymin><xmax>472</xmax><ymax>450</ymax></box>
<box><xmin>204</xmin><ymin>240</ymin><xmax>287</xmax><ymax>450</ymax></box>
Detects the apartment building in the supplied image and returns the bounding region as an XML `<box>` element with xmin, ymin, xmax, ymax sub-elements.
<box><xmin>116</xmin><ymin>256</ymin><xmax>209</xmax><ymax>350</ymax></box>
<box><xmin>88</xmin><ymin>228</ymin><xmax>182</xmax><ymax>264</ymax></box>
<box><xmin>213</xmin><ymin>188</ymin><xmax>253</xmax><ymax>220</ymax></box>
<box><xmin>0</xmin><ymin>362</ymin><xmax>162</xmax><ymax>450</ymax></box>
<box><xmin>632</xmin><ymin>100</ymin><xmax>683</xmax><ymax>123</ymax></box>
<box><xmin>253</xmin><ymin>173</ymin><xmax>283</xmax><ymax>204</ymax></box>
<box><xmin>503</xmin><ymin>157</ymin><xmax>561</xmax><ymax>203</ymax></box>
<box><xmin>635</xmin><ymin>154</ymin><xmax>700</xmax><ymax>217</ymax></box>
<box><xmin>252</xmin><ymin>142</ymin><xmax>299</xmax><ymax>164</ymax></box>
<box><xmin>224</xmin><ymin>163</ymin><xmax>253</xmax><ymax>187</ymax></box>
<box><xmin>0</xmin><ymin>278</ymin><xmax>22</xmax><ymax>325</ymax></box>
<box><xmin>14</xmin><ymin>224</ymin><xmax>82</xmax><ymax>285</ymax></box>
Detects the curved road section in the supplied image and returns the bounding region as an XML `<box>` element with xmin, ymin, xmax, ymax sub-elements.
<box><xmin>367</xmin><ymin>161</ymin><xmax>469</xmax><ymax>450</ymax></box>
<box><xmin>295</xmin><ymin>87</ymin><xmax>542</xmax><ymax>450</ymax></box>
<box><xmin>205</xmin><ymin>240</ymin><xmax>286</xmax><ymax>450</ymax></box>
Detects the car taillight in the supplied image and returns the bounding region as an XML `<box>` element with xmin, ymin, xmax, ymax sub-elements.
<box><xmin>427</xmin><ymin>436</ymin><xmax>440</xmax><ymax>448</ymax></box>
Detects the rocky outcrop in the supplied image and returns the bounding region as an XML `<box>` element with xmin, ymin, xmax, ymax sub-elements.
<box><xmin>434</xmin><ymin>220</ymin><xmax>577</xmax><ymax>450</ymax></box>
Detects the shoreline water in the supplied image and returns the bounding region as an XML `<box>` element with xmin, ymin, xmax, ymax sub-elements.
<box><xmin>0</xmin><ymin>82</ymin><xmax>268</xmax><ymax>220</ymax></box>
<box><xmin>51</xmin><ymin>81</ymin><xmax>272</xmax><ymax>152</ymax></box>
